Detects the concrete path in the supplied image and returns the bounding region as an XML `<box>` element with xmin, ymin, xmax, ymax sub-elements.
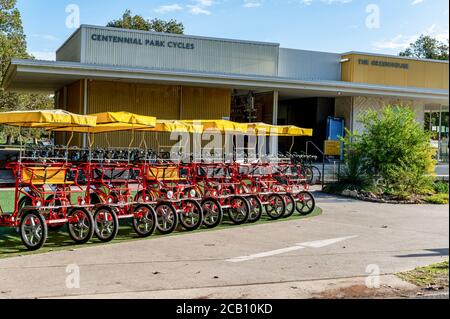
<box><xmin>0</xmin><ymin>192</ymin><xmax>448</xmax><ymax>299</ymax></box>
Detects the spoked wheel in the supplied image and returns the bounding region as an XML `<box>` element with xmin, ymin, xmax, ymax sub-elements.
<box><xmin>93</xmin><ymin>206</ymin><xmax>119</xmax><ymax>242</ymax></box>
<box><xmin>296</xmin><ymin>191</ymin><xmax>316</xmax><ymax>215</ymax></box>
<box><xmin>265</xmin><ymin>194</ymin><xmax>286</xmax><ymax>220</ymax></box>
<box><xmin>201</xmin><ymin>197</ymin><xmax>223</xmax><ymax>229</ymax></box>
<box><xmin>179</xmin><ymin>199</ymin><xmax>203</xmax><ymax>231</ymax></box>
<box><xmin>155</xmin><ymin>202</ymin><xmax>178</xmax><ymax>235</ymax></box>
<box><xmin>247</xmin><ymin>195</ymin><xmax>263</xmax><ymax>223</ymax></box>
<box><xmin>67</xmin><ymin>207</ymin><xmax>95</xmax><ymax>244</ymax></box>
<box><xmin>228</xmin><ymin>196</ymin><xmax>250</xmax><ymax>225</ymax></box>
<box><xmin>132</xmin><ymin>204</ymin><xmax>157</xmax><ymax>237</ymax></box>
<box><xmin>282</xmin><ymin>193</ymin><xmax>296</xmax><ymax>218</ymax></box>
<box><xmin>19</xmin><ymin>211</ymin><xmax>47</xmax><ymax>251</ymax></box>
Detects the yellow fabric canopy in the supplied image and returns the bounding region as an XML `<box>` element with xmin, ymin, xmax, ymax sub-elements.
<box><xmin>181</xmin><ymin>120</ymin><xmax>248</xmax><ymax>133</ymax></box>
<box><xmin>51</xmin><ymin>111</ymin><xmax>156</xmax><ymax>133</ymax></box>
<box><xmin>245</xmin><ymin>123</ymin><xmax>313</xmax><ymax>137</ymax></box>
<box><xmin>0</xmin><ymin>109</ymin><xmax>97</xmax><ymax>128</ymax></box>
<box><xmin>138</xmin><ymin>120</ymin><xmax>193</xmax><ymax>133</ymax></box>
<box><xmin>93</xmin><ymin>111</ymin><xmax>156</xmax><ymax>126</ymax></box>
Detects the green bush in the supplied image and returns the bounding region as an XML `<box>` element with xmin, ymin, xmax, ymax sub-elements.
<box><xmin>424</xmin><ymin>193</ymin><xmax>449</xmax><ymax>204</ymax></box>
<box><xmin>342</xmin><ymin>105</ymin><xmax>436</xmax><ymax>197</ymax></box>
<box><xmin>338</xmin><ymin>138</ymin><xmax>374</xmax><ymax>192</ymax></box>
<box><xmin>434</xmin><ymin>181</ymin><xmax>449</xmax><ymax>194</ymax></box>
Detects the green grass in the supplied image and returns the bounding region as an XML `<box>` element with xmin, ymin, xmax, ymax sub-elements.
<box><xmin>0</xmin><ymin>196</ymin><xmax>322</xmax><ymax>259</ymax></box>
<box><xmin>396</xmin><ymin>260</ymin><xmax>449</xmax><ymax>288</ymax></box>
<box><xmin>424</xmin><ymin>193</ymin><xmax>449</xmax><ymax>205</ymax></box>
<box><xmin>0</xmin><ymin>190</ymin><xmax>15</xmax><ymax>213</ymax></box>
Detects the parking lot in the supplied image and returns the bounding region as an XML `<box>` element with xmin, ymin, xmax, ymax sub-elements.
<box><xmin>0</xmin><ymin>192</ymin><xmax>448</xmax><ymax>299</ymax></box>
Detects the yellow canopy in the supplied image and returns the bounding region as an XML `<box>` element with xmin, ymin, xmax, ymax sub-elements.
<box><xmin>51</xmin><ymin>111</ymin><xmax>157</xmax><ymax>133</ymax></box>
<box><xmin>0</xmin><ymin>109</ymin><xmax>97</xmax><ymax>128</ymax></box>
<box><xmin>181</xmin><ymin>120</ymin><xmax>248</xmax><ymax>134</ymax></box>
<box><xmin>138</xmin><ymin>120</ymin><xmax>193</xmax><ymax>133</ymax></box>
<box><xmin>245</xmin><ymin>123</ymin><xmax>313</xmax><ymax>137</ymax></box>
<box><xmin>93</xmin><ymin>111</ymin><xmax>156</xmax><ymax>126</ymax></box>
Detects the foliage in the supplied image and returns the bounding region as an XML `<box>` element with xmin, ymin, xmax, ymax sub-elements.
<box><xmin>424</xmin><ymin>193</ymin><xmax>449</xmax><ymax>205</ymax></box>
<box><xmin>106</xmin><ymin>10</ymin><xmax>184</xmax><ymax>34</ymax></box>
<box><xmin>0</xmin><ymin>0</ymin><xmax>53</xmax><ymax>144</ymax></box>
<box><xmin>338</xmin><ymin>106</ymin><xmax>436</xmax><ymax>199</ymax></box>
<box><xmin>400</xmin><ymin>35</ymin><xmax>449</xmax><ymax>61</ymax></box>
<box><xmin>397</xmin><ymin>260</ymin><xmax>449</xmax><ymax>288</ymax></box>
<box><xmin>434</xmin><ymin>181</ymin><xmax>449</xmax><ymax>194</ymax></box>
<box><xmin>337</xmin><ymin>133</ymin><xmax>374</xmax><ymax>192</ymax></box>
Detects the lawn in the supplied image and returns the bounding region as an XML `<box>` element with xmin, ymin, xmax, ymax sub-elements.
<box><xmin>396</xmin><ymin>260</ymin><xmax>449</xmax><ymax>289</ymax></box>
<box><xmin>0</xmin><ymin>189</ymin><xmax>322</xmax><ymax>259</ymax></box>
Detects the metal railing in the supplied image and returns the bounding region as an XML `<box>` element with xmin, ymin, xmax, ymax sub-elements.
<box><xmin>305</xmin><ymin>141</ymin><xmax>325</xmax><ymax>190</ymax></box>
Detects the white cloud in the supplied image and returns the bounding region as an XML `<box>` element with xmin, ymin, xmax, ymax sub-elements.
<box><xmin>31</xmin><ymin>34</ymin><xmax>59</xmax><ymax>41</ymax></box>
<box><xmin>244</xmin><ymin>0</ymin><xmax>263</xmax><ymax>8</ymax></box>
<box><xmin>372</xmin><ymin>24</ymin><xmax>449</xmax><ymax>51</ymax></box>
<box><xmin>411</xmin><ymin>0</ymin><xmax>425</xmax><ymax>5</ymax></box>
<box><xmin>154</xmin><ymin>4</ymin><xmax>184</xmax><ymax>13</ymax></box>
<box><xmin>30</xmin><ymin>51</ymin><xmax>56</xmax><ymax>61</ymax></box>
<box><xmin>295</xmin><ymin>0</ymin><xmax>351</xmax><ymax>5</ymax></box>
<box><xmin>188</xmin><ymin>6</ymin><xmax>211</xmax><ymax>14</ymax></box>
<box><xmin>187</xmin><ymin>0</ymin><xmax>214</xmax><ymax>15</ymax></box>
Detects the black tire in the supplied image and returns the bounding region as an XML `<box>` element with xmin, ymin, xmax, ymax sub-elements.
<box><xmin>93</xmin><ymin>206</ymin><xmax>119</xmax><ymax>242</ymax></box>
<box><xmin>296</xmin><ymin>191</ymin><xmax>316</xmax><ymax>215</ymax></box>
<box><xmin>132</xmin><ymin>204</ymin><xmax>157</xmax><ymax>237</ymax></box>
<box><xmin>18</xmin><ymin>196</ymin><xmax>32</xmax><ymax>210</ymax></box>
<box><xmin>201</xmin><ymin>197</ymin><xmax>223</xmax><ymax>229</ymax></box>
<box><xmin>90</xmin><ymin>193</ymin><xmax>102</xmax><ymax>205</ymax></box>
<box><xmin>19</xmin><ymin>210</ymin><xmax>47</xmax><ymax>251</ymax></box>
<box><xmin>45</xmin><ymin>195</ymin><xmax>65</xmax><ymax>232</ymax></box>
<box><xmin>134</xmin><ymin>190</ymin><xmax>155</xmax><ymax>203</ymax></box>
<box><xmin>228</xmin><ymin>196</ymin><xmax>250</xmax><ymax>225</ymax></box>
<box><xmin>311</xmin><ymin>166</ymin><xmax>322</xmax><ymax>185</ymax></box>
<box><xmin>67</xmin><ymin>207</ymin><xmax>95</xmax><ymax>244</ymax></box>
<box><xmin>282</xmin><ymin>193</ymin><xmax>296</xmax><ymax>218</ymax></box>
<box><xmin>179</xmin><ymin>199</ymin><xmax>203</xmax><ymax>231</ymax></box>
<box><xmin>155</xmin><ymin>202</ymin><xmax>178</xmax><ymax>235</ymax></box>
<box><xmin>265</xmin><ymin>194</ymin><xmax>286</xmax><ymax>220</ymax></box>
<box><xmin>246</xmin><ymin>195</ymin><xmax>263</xmax><ymax>223</ymax></box>
<box><xmin>303</xmin><ymin>167</ymin><xmax>314</xmax><ymax>185</ymax></box>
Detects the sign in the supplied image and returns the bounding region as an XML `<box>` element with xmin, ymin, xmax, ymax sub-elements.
<box><xmin>90</xmin><ymin>34</ymin><xmax>195</xmax><ymax>50</ymax></box>
<box><xmin>358</xmin><ymin>58</ymin><xmax>409</xmax><ymax>70</ymax></box>
<box><xmin>324</xmin><ymin>140</ymin><xmax>341</xmax><ymax>156</ymax></box>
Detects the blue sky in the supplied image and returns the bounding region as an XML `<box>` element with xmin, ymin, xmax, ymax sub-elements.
<box><xmin>17</xmin><ymin>0</ymin><xmax>449</xmax><ymax>60</ymax></box>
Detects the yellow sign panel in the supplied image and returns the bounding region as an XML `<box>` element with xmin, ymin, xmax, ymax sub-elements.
<box><xmin>324</xmin><ymin>140</ymin><xmax>341</xmax><ymax>156</ymax></box>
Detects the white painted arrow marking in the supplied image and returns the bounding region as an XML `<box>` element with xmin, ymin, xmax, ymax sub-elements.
<box><xmin>226</xmin><ymin>236</ymin><xmax>358</xmax><ymax>263</ymax></box>
<box><xmin>296</xmin><ymin>236</ymin><xmax>359</xmax><ymax>248</ymax></box>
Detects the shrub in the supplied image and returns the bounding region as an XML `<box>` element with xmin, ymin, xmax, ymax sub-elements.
<box><xmin>345</xmin><ymin>105</ymin><xmax>436</xmax><ymax>196</ymax></box>
<box><xmin>424</xmin><ymin>193</ymin><xmax>449</xmax><ymax>204</ymax></box>
<box><xmin>434</xmin><ymin>181</ymin><xmax>449</xmax><ymax>194</ymax></box>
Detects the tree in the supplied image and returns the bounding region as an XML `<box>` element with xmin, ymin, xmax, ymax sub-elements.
<box><xmin>346</xmin><ymin>106</ymin><xmax>436</xmax><ymax>199</ymax></box>
<box><xmin>400</xmin><ymin>35</ymin><xmax>449</xmax><ymax>60</ymax></box>
<box><xmin>0</xmin><ymin>0</ymin><xmax>53</xmax><ymax>144</ymax></box>
<box><xmin>106</xmin><ymin>10</ymin><xmax>184</xmax><ymax>34</ymax></box>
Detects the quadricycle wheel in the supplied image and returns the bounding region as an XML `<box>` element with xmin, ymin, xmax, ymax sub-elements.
<box><xmin>132</xmin><ymin>204</ymin><xmax>157</xmax><ymax>238</ymax></box>
<box><xmin>178</xmin><ymin>199</ymin><xmax>203</xmax><ymax>231</ymax></box>
<box><xmin>19</xmin><ymin>210</ymin><xmax>48</xmax><ymax>251</ymax></box>
<box><xmin>155</xmin><ymin>202</ymin><xmax>178</xmax><ymax>235</ymax></box>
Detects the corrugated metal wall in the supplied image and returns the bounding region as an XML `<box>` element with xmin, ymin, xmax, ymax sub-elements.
<box><xmin>56</xmin><ymin>28</ymin><xmax>82</xmax><ymax>62</ymax></box>
<box><xmin>341</xmin><ymin>53</ymin><xmax>449</xmax><ymax>90</ymax></box>
<box><xmin>77</xmin><ymin>26</ymin><xmax>279</xmax><ymax>77</ymax></box>
<box><xmin>278</xmin><ymin>48</ymin><xmax>341</xmax><ymax>81</ymax></box>
<box><xmin>87</xmin><ymin>80</ymin><xmax>231</xmax><ymax>148</ymax></box>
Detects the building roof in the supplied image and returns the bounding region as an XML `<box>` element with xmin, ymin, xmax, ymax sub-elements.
<box><xmin>3</xmin><ymin>59</ymin><xmax>448</xmax><ymax>104</ymax></box>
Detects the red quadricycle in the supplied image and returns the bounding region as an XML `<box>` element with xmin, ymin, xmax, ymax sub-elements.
<box><xmin>0</xmin><ymin>110</ymin><xmax>98</xmax><ymax>251</ymax></box>
<box><xmin>193</xmin><ymin>162</ymin><xmax>250</xmax><ymax>228</ymax></box>
<box><xmin>136</xmin><ymin>161</ymin><xmax>203</xmax><ymax>234</ymax></box>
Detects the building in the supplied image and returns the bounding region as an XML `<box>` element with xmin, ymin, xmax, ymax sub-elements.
<box><xmin>2</xmin><ymin>25</ymin><xmax>449</xmax><ymax>156</ymax></box>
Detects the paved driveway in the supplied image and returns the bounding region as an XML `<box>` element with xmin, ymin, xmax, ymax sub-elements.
<box><xmin>0</xmin><ymin>192</ymin><xmax>448</xmax><ymax>299</ymax></box>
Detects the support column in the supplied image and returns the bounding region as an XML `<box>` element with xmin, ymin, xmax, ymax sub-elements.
<box><xmin>82</xmin><ymin>79</ymin><xmax>88</xmax><ymax>148</ymax></box>
<box><xmin>270</xmin><ymin>90</ymin><xmax>279</xmax><ymax>156</ymax></box>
